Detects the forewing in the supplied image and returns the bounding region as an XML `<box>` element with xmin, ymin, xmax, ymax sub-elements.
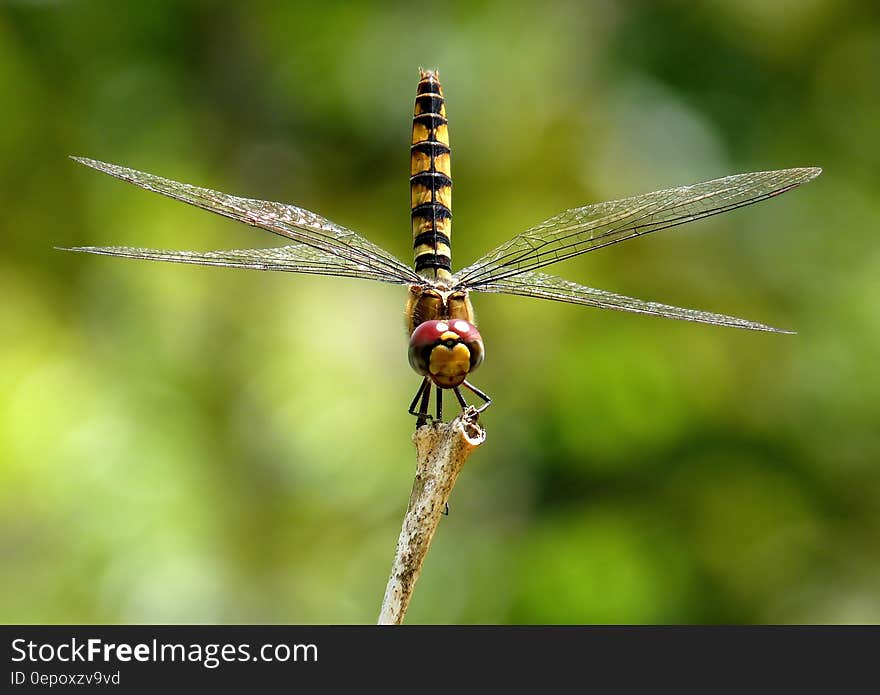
<box><xmin>475</xmin><ymin>270</ymin><xmax>793</xmax><ymax>333</ymax></box>
<box><xmin>59</xmin><ymin>244</ymin><xmax>413</xmax><ymax>285</ymax></box>
<box><xmin>455</xmin><ymin>168</ymin><xmax>821</xmax><ymax>288</ymax></box>
<box><xmin>71</xmin><ymin>157</ymin><xmax>420</xmax><ymax>284</ymax></box>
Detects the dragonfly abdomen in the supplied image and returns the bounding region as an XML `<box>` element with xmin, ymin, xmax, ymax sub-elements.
<box><xmin>411</xmin><ymin>69</ymin><xmax>452</xmax><ymax>284</ymax></box>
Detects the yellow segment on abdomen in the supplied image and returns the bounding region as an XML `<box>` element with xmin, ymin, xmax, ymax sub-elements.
<box><xmin>433</xmin><ymin>185</ymin><xmax>452</xmax><ymax>209</ymax></box>
<box><xmin>414</xmin><ymin>241</ymin><xmax>451</xmax><ymax>258</ymax></box>
<box><xmin>411</xmin><ymin>151</ymin><xmax>432</xmax><ymax>176</ymax></box>
<box><xmin>412</xmin><ymin>122</ymin><xmax>432</xmax><ymax>144</ymax></box>
<box><xmin>432</xmin><ymin>152</ymin><xmax>451</xmax><ymax>177</ymax></box>
<box><xmin>412</xmin><ymin>215</ymin><xmax>451</xmax><ymax>235</ymax></box>
<box><xmin>433</xmin><ymin>124</ymin><xmax>449</xmax><ymax>147</ymax></box>
<box><xmin>410</xmin><ymin>181</ymin><xmax>452</xmax><ymax>210</ymax></box>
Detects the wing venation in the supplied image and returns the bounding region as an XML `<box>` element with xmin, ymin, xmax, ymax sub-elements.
<box><xmin>454</xmin><ymin>168</ymin><xmax>821</xmax><ymax>288</ymax></box>
<box><xmin>59</xmin><ymin>244</ymin><xmax>413</xmax><ymax>285</ymax></box>
<box><xmin>71</xmin><ymin>157</ymin><xmax>420</xmax><ymax>284</ymax></box>
<box><xmin>475</xmin><ymin>270</ymin><xmax>794</xmax><ymax>333</ymax></box>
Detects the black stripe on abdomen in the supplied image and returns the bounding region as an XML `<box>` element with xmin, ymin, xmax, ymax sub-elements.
<box><xmin>411</xmin><ymin>141</ymin><xmax>451</xmax><ymax>157</ymax></box>
<box><xmin>410</xmin><ymin>171</ymin><xmax>453</xmax><ymax>189</ymax></box>
<box><xmin>412</xmin><ymin>113</ymin><xmax>448</xmax><ymax>130</ymax></box>
<box><xmin>413</xmin><ymin>230</ymin><xmax>451</xmax><ymax>248</ymax></box>
<box><xmin>415</xmin><ymin>254</ymin><xmax>452</xmax><ymax>272</ymax></box>
<box><xmin>411</xmin><ymin>201</ymin><xmax>452</xmax><ymax>220</ymax></box>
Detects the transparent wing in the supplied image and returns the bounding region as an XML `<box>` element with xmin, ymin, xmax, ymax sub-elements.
<box><xmin>59</xmin><ymin>244</ymin><xmax>413</xmax><ymax>285</ymax></box>
<box><xmin>475</xmin><ymin>271</ymin><xmax>793</xmax><ymax>333</ymax></box>
<box><xmin>454</xmin><ymin>168</ymin><xmax>821</xmax><ymax>288</ymax></box>
<box><xmin>70</xmin><ymin>157</ymin><xmax>420</xmax><ymax>285</ymax></box>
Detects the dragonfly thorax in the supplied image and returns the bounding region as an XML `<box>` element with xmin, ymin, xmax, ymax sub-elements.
<box><xmin>405</xmin><ymin>283</ymin><xmax>474</xmax><ymax>335</ymax></box>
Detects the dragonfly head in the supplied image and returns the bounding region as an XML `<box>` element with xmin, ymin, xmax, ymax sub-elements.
<box><xmin>406</xmin><ymin>284</ymin><xmax>475</xmax><ymax>334</ymax></box>
<box><xmin>408</xmin><ymin>319</ymin><xmax>484</xmax><ymax>388</ymax></box>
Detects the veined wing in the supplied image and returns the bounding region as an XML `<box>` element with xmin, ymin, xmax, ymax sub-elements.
<box><xmin>476</xmin><ymin>271</ymin><xmax>793</xmax><ymax>333</ymax></box>
<box><xmin>70</xmin><ymin>157</ymin><xmax>421</xmax><ymax>285</ymax></box>
<box><xmin>59</xmin><ymin>244</ymin><xmax>414</xmax><ymax>285</ymax></box>
<box><xmin>454</xmin><ymin>168</ymin><xmax>821</xmax><ymax>288</ymax></box>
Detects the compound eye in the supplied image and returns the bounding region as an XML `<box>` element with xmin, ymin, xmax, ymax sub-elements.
<box><xmin>410</xmin><ymin>320</ymin><xmax>449</xmax><ymax>348</ymax></box>
<box><xmin>408</xmin><ymin>320</ymin><xmax>449</xmax><ymax>376</ymax></box>
<box><xmin>449</xmin><ymin>319</ymin><xmax>478</xmax><ymax>340</ymax></box>
<box><xmin>457</xmin><ymin>322</ymin><xmax>485</xmax><ymax>372</ymax></box>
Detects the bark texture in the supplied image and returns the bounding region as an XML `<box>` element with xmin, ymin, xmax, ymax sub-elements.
<box><xmin>378</xmin><ymin>411</ymin><xmax>486</xmax><ymax>624</ymax></box>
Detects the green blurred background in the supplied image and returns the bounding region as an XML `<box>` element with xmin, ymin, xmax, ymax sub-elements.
<box><xmin>2</xmin><ymin>0</ymin><xmax>878</xmax><ymax>624</ymax></box>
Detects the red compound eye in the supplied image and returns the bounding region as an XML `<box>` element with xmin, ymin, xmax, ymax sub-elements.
<box><xmin>409</xmin><ymin>320</ymin><xmax>448</xmax><ymax>350</ymax></box>
<box><xmin>408</xmin><ymin>320</ymin><xmax>484</xmax><ymax>387</ymax></box>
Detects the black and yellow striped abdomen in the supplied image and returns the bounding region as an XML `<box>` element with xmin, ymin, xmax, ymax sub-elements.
<box><xmin>411</xmin><ymin>69</ymin><xmax>452</xmax><ymax>284</ymax></box>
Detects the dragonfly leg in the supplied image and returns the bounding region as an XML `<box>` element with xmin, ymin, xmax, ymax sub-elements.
<box><xmin>417</xmin><ymin>383</ymin><xmax>431</xmax><ymax>427</ymax></box>
<box><xmin>435</xmin><ymin>385</ymin><xmax>443</xmax><ymax>422</ymax></box>
<box><xmin>462</xmin><ymin>380</ymin><xmax>492</xmax><ymax>413</ymax></box>
<box><xmin>453</xmin><ymin>386</ymin><xmax>468</xmax><ymax>410</ymax></box>
<box><xmin>408</xmin><ymin>377</ymin><xmax>432</xmax><ymax>428</ymax></box>
<box><xmin>407</xmin><ymin>377</ymin><xmax>429</xmax><ymax>414</ymax></box>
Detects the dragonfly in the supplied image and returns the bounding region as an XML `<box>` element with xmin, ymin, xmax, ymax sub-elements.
<box><xmin>64</xmin><ymin>69</ymin><xmax>821</xmax><ymax>427</ymax></box>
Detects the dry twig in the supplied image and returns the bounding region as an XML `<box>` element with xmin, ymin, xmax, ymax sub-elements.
<box><xmin>378</xmin><ymin>409</ymin><xmax>486</xmax><ymax>624</ymax></box>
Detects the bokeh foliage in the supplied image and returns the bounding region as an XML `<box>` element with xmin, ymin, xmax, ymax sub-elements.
<box><xmin>1</xmin><ymin>0</ymin><xmax>878</xmax><ymax>623</ymax></box>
